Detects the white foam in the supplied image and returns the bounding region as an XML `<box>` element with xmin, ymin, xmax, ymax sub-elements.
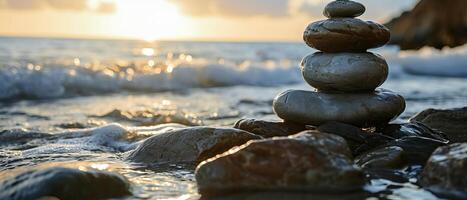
<box><xmin>22</xmin><ymin>123</ymin><xmax>187</xmax><ymax>155</ymax></box>
<box><xmin>2</xmin><ymin>44</ymin><xmax>466</xmax><ymax>101</ymax></box>
<box><xmin>0</xmin><ymin>61</ymin><xmax>301</xmax><ymax>100</ymax></box>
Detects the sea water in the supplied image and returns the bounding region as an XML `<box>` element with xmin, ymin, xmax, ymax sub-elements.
<box><xmin>0</xmin><ymin>36</ymin><xmax>466</xmax><ymax>199</ymax></box>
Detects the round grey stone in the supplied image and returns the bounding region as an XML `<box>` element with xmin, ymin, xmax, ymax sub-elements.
<box><xmin>273</xmin><ymin>89</ymin><xmax>406</xmax><ymax>127</ymax></box>
<box><xmin>301</xmin><ymin>52</ymin><xmax>388</xmax><ymax>92</ymax></box>
<box><xmin>304</xmin><ymin>18</ymin><xmax>390</xmax><ymax>52</ymax></box>
<box><xmin>324</xmin><ymin>0</ymin><xmax>366</xmax><ymax>18</ymax></box>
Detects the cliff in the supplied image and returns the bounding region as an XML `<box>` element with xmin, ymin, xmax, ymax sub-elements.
<box><xmin>385</xmin><ymin>0</ymin><xmax>467</xmax><ymax>50</ymax></box>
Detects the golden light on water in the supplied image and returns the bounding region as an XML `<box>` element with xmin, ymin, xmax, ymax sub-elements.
<box><xmin>142</xmin><ymin>48</ymin><xmax>155</xmax><ymax>56</ymax></box>
<box><xmin>90</xmin><ymin>163</ymin><xmax>110</xmax><ymax>170</ymax></box>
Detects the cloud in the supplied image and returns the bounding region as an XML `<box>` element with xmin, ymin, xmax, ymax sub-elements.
<box><xmin>169</xmin><ymin>0</ymin><xmax>290</xmax><ymax>17</ymax></box>
<box><xmin>0</xmin><ymin>0</ymin><xmax>116</xmax><ymax>13</ymax></box>
<box><xmin>298</xmin><ymin>0</ymin><xmax>419</xmax><ymax>21</ymax></box>
<box><xmin>170</xmin><ymin>0</ymin><xmax>417</xmax><ymax>20</ymax></box>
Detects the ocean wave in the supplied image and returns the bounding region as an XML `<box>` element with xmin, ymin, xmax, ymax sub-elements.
<box><xmin>2</xmin><ymin>43</ymin><xmax>466</xmax><ymax>101</ymax></box>
<box><xmin>397</xmin><ymin>44</ymin><xmax>467</xmax><ymax>77</ymax></box>
<box><xmin>0</xmin><ymin>61</ymin><xmax>302</xmax><ymax>100</ymax></box>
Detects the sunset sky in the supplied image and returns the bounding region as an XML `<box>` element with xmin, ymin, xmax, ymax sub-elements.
<box><xmin>0</xmin><ymin>0</ymin><xmax>418</xmax><ymax>41</ymax></box>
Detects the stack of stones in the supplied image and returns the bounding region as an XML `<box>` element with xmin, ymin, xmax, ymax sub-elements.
<box><xmin>273</xmin><ymin>0</ymin><xmax>406</xmax><ymax>127</ymax></box>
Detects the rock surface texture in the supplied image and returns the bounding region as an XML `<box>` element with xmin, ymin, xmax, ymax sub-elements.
<box><xmin>421</xmin><ymin>143</ymin><xmax>467</xmax><ymax>199</ymax></box>
<box><xmin>273</xmin><ymin>0</ymin><xmax>405</xmax><ymax>128</ymax></box>
<box><xmin>126</xmin><ymin>127</ymin><xmax>261</xmax><ymax>165</ymax></box>
<box><xmin>195</xmin><ymin>131</ymin><xmax>364</xmax><ymax>197</ymax></box>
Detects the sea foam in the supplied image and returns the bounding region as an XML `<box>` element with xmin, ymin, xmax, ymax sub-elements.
<box><xmin>397</xmin><ymin>44</ymin><xmax>467</xmax><ymax>77</ymax></box>
<box><xmin>0</xmin><ymin>61</ymin><xmax>301</xmax><ymax>100</ymax></box>
<box><xmin>1</xmin><ymin>42</ymin><xmax>467</xmax><ymax>101</ymax></box>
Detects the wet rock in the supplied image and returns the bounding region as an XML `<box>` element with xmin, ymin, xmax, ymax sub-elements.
<box><xmin>355</xmin><ymin>146</ymin><xmax>404</xmax><ymax>169</ymax></box>
<box><xmin>324</xmin><ymin>0</ymin><xmax>365</xmax><ymax>18</ymax></box>
<box><xmin>195</xmin><ymin>131</ymin><xmax>364</xmax><ymax>197</ymax></box>
<box><xmin>385</xmin><ymin>136</ymin><xmax>447</xmax><ymax>165</ymax></box>
<box><xmin>317</xmin><ymin>122</ymin><xmax>367</xmax><ymax>153</ymax></box>
<box><xmin>304</xmin><ymin>18</ymin><xmax>390</xmax><ymax>52</ymax></box>
<box><xmin>273</xmin><ymin>89</ymin><xmax>406</xmax><ymax>127</ymax></box>
<box><xmin>379</xmin><ymin>122</ymin><xmax>448</xmax><ymax>142</ymax></box>
<box><xmin>421</xmin><ymin>143</ymin><xmax>467</xmax><ymax>199</ymax></box>
<box><xmin>301</xmin><ymin>52</ymin><xmax>388</xmax><ymax>92</ymax></box>
<box><xmin>410</xmin><ymin>107</ymin><xmax>467</xmax><ymax>143</ymax></box>
<box><xmin>318</xmin><ymin>122</ymin><xmax>367</xmax><ymax>143</ymax></box>
<box><xmin>233</xmin><ymin>118</ymin><xmax>306</xmax><ymax>138</ymax></box>
<box><xmin>0</xmin><ymin>167</ymin><xmax>131</xmax><ymax>200</ymax></box>
<box><xmin>317</xmin><ymin>121</ymin><xmax>394</xmax><ymax>156</ymax></box>
<box><xmin>126</xmin><ymin>127</ymin><xmax>261</xmax><ymax>165</ymax></box>
<box><xmin>353</xmin><ymin>133</ymin><xmax>394</xmax><ymax>157</ymax></box>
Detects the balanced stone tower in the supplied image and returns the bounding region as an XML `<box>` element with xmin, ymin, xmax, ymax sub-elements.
<box><xmin>273</xmin><ymin>0</ymin><xmax>406</xmax><ymax>127</ymax></box>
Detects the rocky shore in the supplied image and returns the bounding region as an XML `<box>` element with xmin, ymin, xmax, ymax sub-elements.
<box><xmin>2</xmin><ymin>106</ymin><xmax>465</xmax><ymax>199</ymax></box>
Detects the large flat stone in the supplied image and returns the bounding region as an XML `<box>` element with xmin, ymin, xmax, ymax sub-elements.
<box><xmin>273</xmin><ymin>89</ymin><xmax>405</xmax><ymax>127</ymax></box>
<box><xmin>301</xmin><ymin>52</ymin><xmax>388</xmax><ymax>92</ymax></box>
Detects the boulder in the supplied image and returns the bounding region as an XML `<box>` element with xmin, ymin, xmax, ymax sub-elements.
<box><xmin>0</xmin><ymin>167</ymin><xmax>131</xmax><ymax>200</ymax></box>
<box><xmin>233</xmin><ymin>118</ymin><xmax>306</xmax><ymax>138</ymax></box>
<box><xmin>126</xmin><ymin>127</ymin><xmax>261</xmax><ymax>165</ymax></box>
<box><xmin>301</xmin><ymin>52</ymin><xmax>388</xmax><ymax>92</ymax></box>
<box><xmin>410</xmin><ymin>107</ymin><xmax>467</xmax><ymax>143</ymax></box>
<box><xmin>420</xmin><ymin>143</ymin><xmax>467</xmax><ymax>199</ymax></box>
<box><xmin>273</xmin><ymin>89</ymin><xmax>406</xmax><ymax>127</ymax></box>
<box><xmin>195</xmin><ymin>131</ymin><xmax>364</xmax><ymax>197</ymax></box>
<box><xmin>304</xmin><ymin>18</ymin><xmax>390</xmax><ymax>52</ymax></box>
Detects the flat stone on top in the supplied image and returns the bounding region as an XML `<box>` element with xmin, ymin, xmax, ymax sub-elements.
<box><xmin>324</xmin><ymin>0</ymin><xmax>366</xmax><ymax>18</ymax></box>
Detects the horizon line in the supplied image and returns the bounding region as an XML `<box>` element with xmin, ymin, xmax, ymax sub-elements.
<box><xmin>0</xmin><ymin>34</ymin><xmax>302</xmax><ymax>44</ymax></box>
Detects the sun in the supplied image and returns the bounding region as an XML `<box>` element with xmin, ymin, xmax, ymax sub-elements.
<box><xmin>113</xmin><ymin>0</ymin><xmax>188</xmax><ymax>41</ymax></box>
